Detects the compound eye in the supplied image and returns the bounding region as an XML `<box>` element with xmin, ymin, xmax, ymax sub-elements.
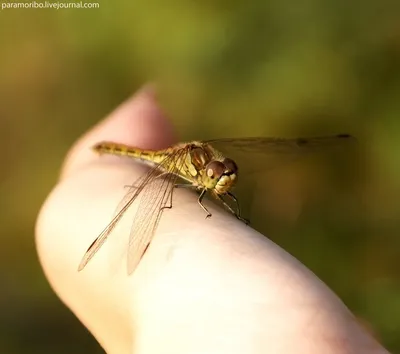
<box><xmin>223</xmin><ymin>158</ymin><xmax>238</xmax><ymax>174</ymax></box>
<box><xmin>206</xmin><ymin>161</ymin><xmax>225</xmax><ymax>179</ymax></box>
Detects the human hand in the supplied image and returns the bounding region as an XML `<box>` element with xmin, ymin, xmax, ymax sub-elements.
<box><xmin>36</xmin><ymin>87</ymin><xmax>389</xmax><ymax>354</ymax></box>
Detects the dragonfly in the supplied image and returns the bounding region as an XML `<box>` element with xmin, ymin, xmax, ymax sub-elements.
<box><xmin>77</xmin><ymin>133</ymin><xmax>355</xmax><ymax>274</ymax></box>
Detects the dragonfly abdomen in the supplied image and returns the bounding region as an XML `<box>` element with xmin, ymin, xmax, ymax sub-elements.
<box><xmin>93</xmin><ymin>142</ymin><xmax>172</xmax><ymax>165</ymax></box>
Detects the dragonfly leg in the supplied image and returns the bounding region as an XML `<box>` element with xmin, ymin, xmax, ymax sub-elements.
<box><xmin>175</xmin><ymin>183</ymin><xmax>196</xmax><ymax>189</ymax></box>
<box><xmin>124</xmin><ymin>171</ymin><xmax>173</xmax><ymax>190</ymax></box>
<box><xmin>124</xmin><ymin>184</ymin><xmax>138</xmax><ymax>189</ymax></box>
<box><xmin>160</xmin><ymin>195</ymin><xmax>173</xmax><ymax>211</ymax></box>
<box><xmin>124</xmin><ymin>173</ymin><xmax>174</xmax><ymax>191</ymax></box>
<box><xmin>160</xmin><ymin>183</ymin><xmax>196</xmax><ymax>210</ymax></box>
<box><xmin>198</xmin><ymin>189</ymin><xmax>212</xmax><ymax>218</ymax></box>
<box><xmin>218</xmin><ymin>192</ymin><xmax>250</xmax><ymax>225</ymax></box>
<box><xmin>160</xmin><ymin>180</ymin><xmax>176</xmax><ymax>211</ymax></box>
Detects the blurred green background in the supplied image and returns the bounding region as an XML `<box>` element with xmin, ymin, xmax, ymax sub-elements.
<box><xmin>1</xmin><ymin>0</ymin><xmax>400</xmax><ymax>353</ymax></box>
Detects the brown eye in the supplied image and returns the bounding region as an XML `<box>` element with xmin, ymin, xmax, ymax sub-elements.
<box><xmin>206</xmin><ymin>161</ymin><xmax>225</xmax><ymax>179</ymax></box>
<box><xmin>223</xmin><ymin>158</ymin><xmax>238</xmax><ymax>174</ymax></box>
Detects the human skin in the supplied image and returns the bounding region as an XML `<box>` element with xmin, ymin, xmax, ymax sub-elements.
<box><xmin>35</xmin><ymin>87</ymin><xmax>389</xmax><ymax>354</ymax></box>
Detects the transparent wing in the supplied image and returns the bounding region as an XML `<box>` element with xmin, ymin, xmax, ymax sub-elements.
<box><xmin>77</xmin><ymin>146</ymin><xmax>189</xmax><ymax>273</ymax></box>
<box><xmin>205</xmin><ymin>134</ymin><xmax>355</xmax><ymax>153</ymax></box>
<box><xmin>125</xmin><ymin>147</ymin><xmax>189</xmax><ymax>274</ymax></box>
<box><xmin>205</xmin><ymin>134</ymin><xmax>356</xmax><ymax>174</ymax></box>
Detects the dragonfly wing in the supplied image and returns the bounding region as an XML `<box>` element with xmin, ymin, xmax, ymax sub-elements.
<box><xmin>77</xmin><ymin>187</ymin><xmax>138</xmax><ymax>271</ymax></box>
<box><xmin>205</xmin><ymin>134</ymin><xmax>356</xmax><ymax>174</ymax></box>
<box><xmin>126</xmin><ymin>146</ymin><xmax>189</xmax><ymax>274</ymax></box>
<box><xmin>205</xmin><ymin>134</ymin><xmax>355</xmax><ymax>153</ymax></box>
<box><xmin>77</xmin><ymin>165</ymin><xmax>162</xmax><ymax>272</ymax></box>
<box><xmin>77</xmin><ymin>147</ymin><xmax>187</xmax><ymax>272</ymax></box>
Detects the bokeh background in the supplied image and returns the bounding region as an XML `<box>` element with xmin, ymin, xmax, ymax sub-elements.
<box><xmin>1</xmin><ymin>1</ymin><xmax>400</xmax><ymax>353</ymax></box>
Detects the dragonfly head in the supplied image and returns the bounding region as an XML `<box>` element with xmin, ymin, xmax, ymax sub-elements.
<box><xmin>203</xmin><ymin>158</ymin><xmax>238</xmax><ymax>194</ymax></box>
